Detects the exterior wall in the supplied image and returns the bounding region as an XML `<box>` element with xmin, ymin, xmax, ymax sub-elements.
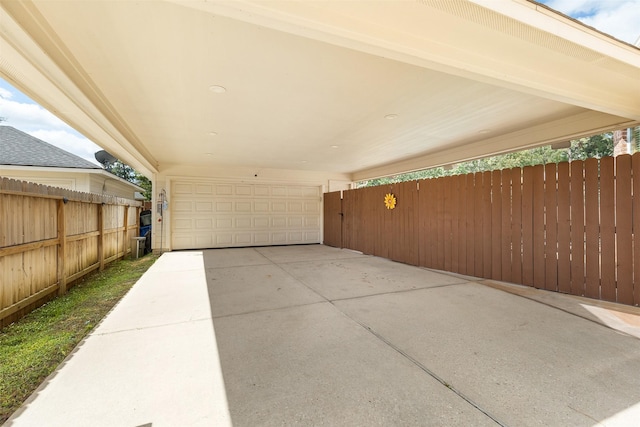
<box><xmin>153</xmin><ymin>164</ymin><xmax>351</xmax><ymax>251</ymax></box>
<box><xmin>88</xmin><ymin>173</ymin><xmax>142</xmax><ymax>199</ymax></box>
<box><xmin>0</xmin><ymin>166</ymin><xmax>142</xmax><ymax>200</ymax></box>
<box><xmin>0</xmin><ymin>166</ymin><xmax>91</xmax><ymax>191</ymax></box>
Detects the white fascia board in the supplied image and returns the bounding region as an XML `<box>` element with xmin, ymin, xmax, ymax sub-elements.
<box><xmin>88</xmin><ymin>169</ymin><xmax>145</xmax><ymax>192</ymax></box>
<box><xmin>475</xmin><ymin>0</ymin><xmax>640</xmax><ymax>65</ymax></box>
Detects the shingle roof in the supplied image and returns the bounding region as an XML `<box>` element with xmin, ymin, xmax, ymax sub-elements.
<box><xmin>0</xmin><ymin>125</ymin><xmax>101</xmax><ymax>169</ymax></box>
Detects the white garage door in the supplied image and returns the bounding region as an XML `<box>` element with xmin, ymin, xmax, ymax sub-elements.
<box><xmin>171</xmin><ymin>180</ymin><xmax>321</xmax><ymax>249</ymax></box>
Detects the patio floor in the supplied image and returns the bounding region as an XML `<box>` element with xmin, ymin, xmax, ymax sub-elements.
<box><xmin>7</xmin><ymin>244</ymin><xmax>640</xmax><ymax>426</ymax></box>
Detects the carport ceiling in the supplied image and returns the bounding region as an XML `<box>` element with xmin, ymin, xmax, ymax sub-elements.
<box><xmin>1</xmin><ymin>0</ymin><xmax>639</xmax><ymax>180</ymax></box>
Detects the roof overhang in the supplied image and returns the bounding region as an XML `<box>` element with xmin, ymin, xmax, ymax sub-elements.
<box><xmin>1</xmin><ymin>0</ymin><xmax>638</xmax><ymax>181</ymax></box>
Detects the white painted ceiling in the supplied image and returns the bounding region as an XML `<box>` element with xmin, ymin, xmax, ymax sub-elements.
<box><xmin>1</xmin><ymin>0</ymin><xmax>638</xmax><ymax>180</ymax></box>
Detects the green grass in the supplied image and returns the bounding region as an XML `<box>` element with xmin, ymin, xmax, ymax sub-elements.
<box><xmin>0</xmin><ymin>254</ymin><xmax>158</xmax><ymax>424</ymax></box>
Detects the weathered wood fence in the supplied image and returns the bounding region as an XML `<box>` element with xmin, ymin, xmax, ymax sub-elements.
<box><xmin>0</xmin><ymin>177</ymin><xmax>142</xmax><ymax>327</ymax></box>
<box><xmin>325</xmin><ymin>154</ymin><xmax>640</xmax><ymax>307</ymax></box>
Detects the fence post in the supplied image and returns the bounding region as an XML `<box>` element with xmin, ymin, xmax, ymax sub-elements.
<box><xmin>123</xmin><ymin>205</ymin><xmax>129</xmax><ymax>259</ymax></box>
<box><xmin>98</xmin><ymin>203</ymin><xmax>105</xmax><ymax>271</ymax></box>
<box><xmin>57</xmin><ymin>198</ymin><xmax>67</xmax><ymax>296</ymax></box>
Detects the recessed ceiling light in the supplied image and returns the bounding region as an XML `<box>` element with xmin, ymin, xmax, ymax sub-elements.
<box><xmin>330</xmin><ymin>145</ymin><xmax>339</xmax><ymax>149</ymax></box>
<box><xmin>479</xmin><ymin>129</ymin><xmax>490</xmax><ymax>134</ymax></box>
<box><xmin>301</xmin><ymin>160</ymin><xmax>308</xmax><ymax>163</ymax></box>
<box><xmin>209</xmin><ymin>85</ymin><xmax>227</xmax><ymax>93</ymax></box>
<box><xmin>208</xmin><ymin>131</ymin><xmax>218</xmax><ymax>136</ymax></box>
<box><xmin>385</xmin><ymin>114</ymin><xmax>398</xmax><ymax>120</ymax></box>
<box><xmin>205</xmin><ymin>153</ymin><xmax>213</xmax><ymax>156</ymax></box>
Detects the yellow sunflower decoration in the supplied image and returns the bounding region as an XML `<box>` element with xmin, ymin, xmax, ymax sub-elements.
<box><xmin>384</xmin><ymin>193</ymin><xmax>397</xmax><ymax>210</ymax></box>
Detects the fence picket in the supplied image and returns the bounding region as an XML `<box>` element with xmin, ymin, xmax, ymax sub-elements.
<box><xmin>532</xmin><ymin>164</ymin><xmax>545</xmax><ymax>289</ymax></box>
<box><xmin>616</xmin><ymin>155</ymin><xmax>633</xmax><ymax>304</ymax></box>
<box><xmin>557</xmin><ymin>162</ymin><xmax>571</xmax><ymax>294</ymax></box>
<box><xmin>584</xmin><ymin>158</ymin><xmax>601</xmax><ymax>299</ymax></box>
<box><xmin>544</xmin><ymin>163</ymin><xmax>558</xmax><ymax>292</ymax></box>
<box><xmin>510</xmin><ymin>168</ymin><xmax>523</xmax><ymax>284</ymax></box>
<box><xmin>600</xmin><ymin>157</ymin><xmax>616</xmax><ymax>302</ymax></box>
<box><xmin>570</xmin><ymin>161</ymin><xmax>585</xmax><ymax>296</ymax></box>
<box><xmin>491</xmin><ymin>170</ymin><xmax>502</xmax><ymax>281</ymax></box>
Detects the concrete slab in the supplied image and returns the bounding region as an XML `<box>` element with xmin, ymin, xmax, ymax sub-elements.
<box><xmin>204</xmin><ymin>263</ymin><xmax>325</xmax><ymax>318</ymax></box>
<box><xmin>201</xmin><ymin>247</ymin><xmax>272</xmax><ymax>268</ymax></box>
<box><xmin>98</xmin><ymin>251</ymin><xmax>211</xmax><ymax>332</ymax></box>
<box><xmin>6</xmin><ymin>252</ymin><xmax>231</xmax><ymax>427</ymax></box>
<box><xmin>9</xmin><ymin>245</ymin><xmax>640</xmax><ymax>427</ymax></box>
<box><xmin>280</xmin><ymin>256</ymin><xmax>467</xmax><ymax>300</ymax></box>
<box><xmin>480</xmin><ymin>279</ymin><xmax>640</xmax><ymax>340</ymax></box>
<box><xmin>212</xmin><ymin>301</ymin><xmax>495</xmax><ymax>426</ymax></box>
<box><xmin>334</xmin><ymin>282</ymin><xmax>640</xmax><ymax>426</ymax></box>
<box><xmin>255</xmin><ymin>244</ymin><xmax>364</xmax><ymax>264</ymax></box>
<box><xmin>9</xmin><ymin>321</ymin><xmax>230</xmax><ymax>427</ymax></box>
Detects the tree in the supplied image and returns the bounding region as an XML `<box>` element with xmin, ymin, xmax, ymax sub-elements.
<box><xmin>568</xmin><ymin>133</ymin><xmax>613</xmax><ymax>161</ymax></box>
<box><xmin>135</xmin><ymin>173</ymin><xmax>152</xmax><ymax>201</ymax></box>
<box><xmin>104</xmin><ymin>159</ymin><xmax>151</xmax><ymax>200</ymax></box>
<box><xmin>105</xmin><ymin>159</ymin><xmax>137</xmax><ymax>182</ymax></box>
<box><xmin>358</xmin><ymin>132</ymin><xmax>613</xmax><ymax>188</ymax></box>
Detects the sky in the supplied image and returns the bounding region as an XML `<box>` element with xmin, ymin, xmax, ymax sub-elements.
<box><xmin>0</xmin><ymin>81</ymin><xmax>102</xmax><ymax>165</ymax></box>
<box><xmin>1</xmin><ymin>0</ymin><xmax>639</xmax><ymax>165</ymax></box>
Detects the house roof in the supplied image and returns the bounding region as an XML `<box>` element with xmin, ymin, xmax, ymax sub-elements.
<box><xmin>0</xmin><ymin>1</ymin><xmax>638</xmax><ymax>180</ymax></box>
<box><xmin>0</xmin><ymin>125</ymin><xmax>101</xmax><ymax>169</ymax></box>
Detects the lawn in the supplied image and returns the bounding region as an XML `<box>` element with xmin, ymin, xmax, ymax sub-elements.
<box><xmin>0</xmin><ymin>254</ymin><xmax>158</xmax><ymax>424</ymax></box>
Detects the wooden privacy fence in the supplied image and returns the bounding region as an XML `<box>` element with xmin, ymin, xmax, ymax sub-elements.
<box><xmin>325</xmin><ymin>154</ymin><xmax>640</xmax><ymax>307</ymax></box>
<box><xmin>0</xmin><ymin>177</ymin><xmax>142</xmax><ymax>327</ymax></box>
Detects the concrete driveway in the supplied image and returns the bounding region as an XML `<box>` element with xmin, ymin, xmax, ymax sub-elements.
<box><xmin>7</xmin><ymin>244</ymin><xmax>640</xmax><ymax>426</ymax></box>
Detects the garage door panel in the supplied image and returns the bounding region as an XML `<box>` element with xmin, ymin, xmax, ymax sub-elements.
<box><xmin>174</xmin><ymin>201</ymin><xmax>193</xmax><ymax>212</ymax></box>
<box><xmin>195</xmin><ymin>184</ymin><xmax>214</xmax><ymax>195</ymax></box>
<box><xmin>196</xmin><ymin>201</ymin><xmax>214</xmax><ymax>212</ymax></box>
<box><xmin>271</xmin><ymin>201</ymin><xmax>287</xmax><ymax>212</ymax></box>
<box><xmin>173</xmin><ymin>183</ymin><xmax>193</xmax><ymax>194</ymax></box>
<box><xmin>254</xmin><ymin>217</ymin><xmax>269</xmax><ymax>228</ymax></box>
<box><xmin>195</xmin><ymin>219</ymin><xmax>213</xmax><ymax>230</ymax></box>
<box><xmin>216</xmin><ymin>184</ymin><xmax>233</xmax><ymax>195</ymax></box>
<box><xmin>236</xmin><ymin>185</ymin><xmax>252</xmax><ymax>196</ymax></box>
<box><xmin>271</xmin><ymin>217</ymin><xmax>287</xmax><ymax>228</ymax></box>
<box><xmin>216</xmin><ymin>234</ymin><xmax>234</xmax><ymax>245</ymax></box>
<box><xmin>171</xmin><ymin>180</ymin><xmax>321</xmax><ymax>249</ymax></box>
<box><xmin>215</xmin><ymin>202</ymin><xmax>232</xmax><ymax>212</ymax></box>
<box><xmin>305</xmin><ymin>216</ymin><xmax>319</xmax><ymax>227</ymax></box>
<box><xmin>236</xmin><ymin>233</ymin><xmax>253</xmax><ymax>245</ymax></box>
<box><xmin>235</xmin><ymin>217</ymin><xmax>252</xmax><ymax>228</ymax></box>
<box><xmin>305</xmin><ymin>201</ymin><xmax>320</xmax><ymax>212</ymax></box>
<box><xmin>216</xmin><ymin>218</ymin><xmax>233</xmax><ymax>229</ymax></box>
<box><xmin>195</xmin><ymin>234</ymin><xmax>213</xmax><ymax>247</ymax></box>
<box><xmin>235</xmin><ymin>201</ymin><xmax>252</xmax><ymax>212</ymax></box>
<box><xmin>271</xmin><ymin>186</ymin><xmax>287</xmax><ymax>197</ymax></box>
<box><xmin>288</xmin><ymin>217</ymin><xmax>303</xmax><ymax>227</ymax></box>
<box><xmin>255</xmin><ymin>186</ymin><xmax>270</xmax><ymax>196</ymax></box>
<box><xmin>289</xmin><ymin>231</ymin><xmax>303</xmax><ymax>242</ymax></box>
<box><xmin>288</xmin><ymin>201</ymin><xmax>304</xmax><ymax>213</ymax></box>
<box><xmin>272</xmin><ymin>232</ymin><xmax>287</xmax><ymax>243</ymax></box>
<box><xmin>255</xmin><ymin>201</ymin><xmax>269</xmax><ymax>212</ymax></box>
<box><xmin>305</xmin><ymin>231</ymin><xmax>320</xmax><ymax>241</ymax></box>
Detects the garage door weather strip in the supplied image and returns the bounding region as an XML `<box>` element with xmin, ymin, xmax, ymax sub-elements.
<box><xmin>339</xmin><ymin>308</ymin><xmax>508</xmax><ymax>427</ymax></box>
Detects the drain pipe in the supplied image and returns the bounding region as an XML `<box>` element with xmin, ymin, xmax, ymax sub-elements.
<box><xmin>158</xmin><ymin>189</ymin><xmax>167</xmax><ymax>254</ymax></box>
